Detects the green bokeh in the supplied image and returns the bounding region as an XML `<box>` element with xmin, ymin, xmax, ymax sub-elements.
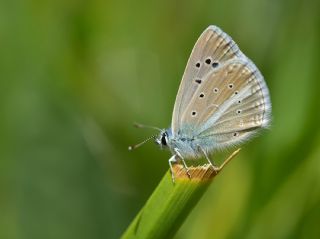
<box><xmin>1</xmin><ymin>0</ymin><xmax>319</xmax><ymax>238</ymax></box>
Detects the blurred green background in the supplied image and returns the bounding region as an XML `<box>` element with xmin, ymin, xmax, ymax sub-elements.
<box><xmin>1</xmin><ymin>0</ymin><xmax>320</xmax><ymax>238</ymax></box>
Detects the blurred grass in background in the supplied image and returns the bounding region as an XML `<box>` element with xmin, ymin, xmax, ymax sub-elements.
<box><xmin>0</xmin><ymin>0</ymin><xmax>320</xmax><ymax>238</ymax></box>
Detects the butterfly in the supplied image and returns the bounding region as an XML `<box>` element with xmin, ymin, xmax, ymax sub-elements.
<box><xmin>130</xmin><ymin>25</ymin><xmax>271</xmax><ymax>182</ymax></box>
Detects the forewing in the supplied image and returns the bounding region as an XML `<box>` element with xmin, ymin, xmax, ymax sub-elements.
<box><xmin>171</xmin><ymin>25</ymin><xmax>244</xmax><ymax>136</ymax></box>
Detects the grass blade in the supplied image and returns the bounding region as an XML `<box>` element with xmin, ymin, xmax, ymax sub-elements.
<box><xmin>121</xmin><ymin>149</ymin><xmax>240</xmax><ymax>239</ymax></box>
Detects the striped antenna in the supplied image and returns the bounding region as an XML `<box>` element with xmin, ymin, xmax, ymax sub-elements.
<box><xmin>128</xmin><ymin>134</ymin><xmax>157</xmax><ymax>151</ymax></box>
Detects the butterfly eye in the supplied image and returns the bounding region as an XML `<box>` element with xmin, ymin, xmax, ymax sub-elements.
<box><xmin>213</xmin><ymin>88</ymin><xmax>219</xmax><ymax>93</ymax></box>
<box><xmin>191</xmin><ymin>111</ymin><xmax>197</xmax><ymax>116</ymax></box>
<box><xmin>161</xmin><ymin>133</ymin><xmax>167</xmax><ymax>146</ymax></box>
<box><xmin>238</xmin><ymin>100</ymin><xmax>242</xmax><ymax>104</ymax></box>
<box><xmin>228</xmin><ymin>84</ymin><xmax>234</xmax><ymax>89</ymax></box>
<box><xmin>195</xmin><ymin>62</ymin><xmax>201</xmax><ymax>68</ymax></box>
<box><xmin>236</xmin><ymin>109</ymin><xmax>242</xmax><ymax>114</ymax></box>
<box><xmin>233</xmin><ymin>132</ymin><xmax>239</xmax><ymax>137</ymax></box>
<box><xmin>205</xmin><ymin>58</ymin><xmax>211</xmax><ymax>64</ymax></box>
<box><xmin>199</xmin><ymin>93</ymin><xmax>205</xmax><ymax>98</ymax></box>
<box><xmin>234</xmin><ymin>91</ymin><xmax>239</xmax><ymax>95</ymax></box>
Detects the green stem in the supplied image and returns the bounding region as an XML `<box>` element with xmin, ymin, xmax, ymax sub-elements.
<box><xmin>121</xmin><ymin>149</ymin><xmax>240</xmax><ymax>239</ymax></box>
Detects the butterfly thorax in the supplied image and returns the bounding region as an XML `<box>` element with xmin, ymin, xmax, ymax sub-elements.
<box><xmin>155</xmin><ymin>128</ymin><xmax>204</xmax><ymax>159</ymax></box>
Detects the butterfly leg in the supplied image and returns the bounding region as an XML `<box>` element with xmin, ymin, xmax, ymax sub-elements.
<box><xmin>198</xmin><ymin>146</ymin><xmax>220</xmax><ymax>172</ymax></box>
<box><xmin>199</xmin><ymin>147</ymin><xmax>241</xmax><ymax>172</ymax></box>
<box><xmin>168</xmin><ymin>155</ymin><xmax>178</xmax><ymax>183</ymax></box>
<box><xmin>174</xmin><ymin>149</ymin><xmax>191</xmax><ymax>179</ymax></box>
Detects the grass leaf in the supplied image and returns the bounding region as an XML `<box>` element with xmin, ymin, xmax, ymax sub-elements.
<box><xmin>121</xmin><ymin>149</ymin><xmax>240</xmax><ymax>239</ymax></box>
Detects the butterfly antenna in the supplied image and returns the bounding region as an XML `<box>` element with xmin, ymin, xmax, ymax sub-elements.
<box><xmin>133</xmin><ymin>122</ymin><xmax>161</xmax><ymax>131</ymax></box>
<box><xmin>128</xmin><ymin>134</ymin><xmax>157</xmax><ymax>151</ymax></box>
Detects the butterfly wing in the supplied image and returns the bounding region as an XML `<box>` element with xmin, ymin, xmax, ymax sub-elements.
<box><xmin>171</xmin><ymin>25</ymin><xmax>245</xmax><ymax>136</ymax></box>
<box><xmin>196</xmin><ymin>58</ymin><xmax>271</xmax><ymax>149</ymax></box>
<box><xmin>171</xmin><ymin>26</ymin><xmax>271</xmax><ymax>149</ymax></box>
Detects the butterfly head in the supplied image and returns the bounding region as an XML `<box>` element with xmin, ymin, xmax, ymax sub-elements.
<box><xmin>129</xmin><ymin>125</ymin><xmax>172</xmax><ymax>151</ymax></box>
<box><xmin>155</xmin><ymin>129</ymin><xmax>172</xmax><ymax>149</ymax></box>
